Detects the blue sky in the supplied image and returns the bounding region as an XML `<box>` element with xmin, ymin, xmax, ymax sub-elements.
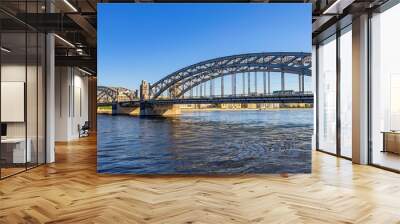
<box><xmin>98</xmin><ymin>4</ymin><xmax>311</xmax><ymax>91</ymax></box>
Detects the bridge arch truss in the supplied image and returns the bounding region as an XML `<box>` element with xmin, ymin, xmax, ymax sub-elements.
<box><xmin>150</xmin><ymin>52</ymin><xmax>311</xmax><ymax>99</ymax></box>
<box><xmin>97</xmin><ymin>86</ymin><xmax>137</xmax><ymax>103</ymax></box>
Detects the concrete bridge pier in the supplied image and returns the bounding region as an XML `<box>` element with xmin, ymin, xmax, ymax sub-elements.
<box><xmin>114</xmin><ymin>103</ymin><xmax>140</xmax><ymax>116</ymax></box>
<box><xmin>98</xmin><ymin>103</ymin><xmax>140</xmax><ymax>116</ymax></box>
<box><xmin>112</xmin><ymin>103</ymin><xmax>117</xmax><ymax>115</ymax></box>
<box><xmin>97</xmin><ymin>103</ymin><xmax>142</xmax><ymax>116</ymax></box>
<box><xmin>97</xmin><ymin>103</ymin><xmax>118</xmax><ymax>115</ymax></box>
<box><xmin>140</xmin><ymin>102</ymin><xmax>181</xmax><ymax>116</ymax></box>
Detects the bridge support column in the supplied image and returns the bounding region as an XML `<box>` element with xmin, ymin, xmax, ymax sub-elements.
<box><xmin>263</xmin><ymin>71</ymin><xmax>266</xmax><ymax>95</ymax></box>
<box><xmin>242</xmin><ymin>73</ymin><xmax>245</xmax><ymax>95</ymax></box>
<box><xmin>298</xmin><ymin>74</ymin><xmax>302</xmax><ymax>92</ymax></box>
<box><xmin>247</xmin><ymin>72</ymin><xmax>251</xmax><ymax>95</ymax></box>
<box><xmin>221</xmin><ymin>75</ymin><xmax>224</xmax><ymax>97</ymax></box>
<box><xmin>140</xmin><ymin>102</ymin><xmax>181</xmax><ymax>116</ymax></box>
<box><xmin>212</xmin><ymin>79</ymin><xmax>215</xmax><ymax>96</ymax></box>
<box><xmin>254</xmin><ymin>72</ymin><xmax>257</xmax><ymax>94</ymax></box>
<box><xmin>281</xmin><ymin>72</ymin><xmax>285</xmax><ymax>91</ymax></box>
<box><xmin>268</xmin><ymin>71</ymin><xmax>271</xmax><ymax>94</ymax></box>
<box><xmin>232</xmin><ymin>74</ymin><xmax>236</xmax><ymax>96</ymax></box>
<box><xmin>112</xmin><ymin>103</ymin><xmax>117</xmax><ymax>115</ymax></box>
<box><xmin>298</xmin><ymin>73</ymin><xmax>305</xmax><ymax>92</ymax></box>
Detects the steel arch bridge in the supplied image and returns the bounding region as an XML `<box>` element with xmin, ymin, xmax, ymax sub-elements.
<box><xmin>97</xmin><ymin>86</ymin><xmax>137</xmax><ymax>103</ymax></box>
<box><xmin>149</xmin><ymin>52</ymin><xmax>311</xmax><ymax>99</ymax></box>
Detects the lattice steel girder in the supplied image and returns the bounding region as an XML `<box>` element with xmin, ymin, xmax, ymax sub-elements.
<box><xmin>174</xmin><ymin>66</ymin><xmax>301</xmax><ymax>98</ymax></box>
<box><xmin>97</xmin><ymin>86</ymin><xmax>137</xmax><ymax>103</ymax></box>
<box><xmin>169</xmin><ymin>64</ymin><xmax>308</xmax><ymax>98</ymax></box>
<box><xmin>150</xmin><ymin>52</ymin><xmax>311</xmax><ymax>99</ymax></box>
<box><xmin>97</xmin><ymin>86</ymin><xmax>117</xmax><ymax>103</ymax></box>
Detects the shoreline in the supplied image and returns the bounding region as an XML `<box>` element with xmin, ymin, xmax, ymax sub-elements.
<box><xmin>180</xmin><ymin>107</ymin><xmax>313</xmax><ymax>112</ymax></box>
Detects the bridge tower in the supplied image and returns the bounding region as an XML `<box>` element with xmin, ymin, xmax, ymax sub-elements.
<box><xmin>139</xmin><ymin>80</ymin><xmax>181</xmax><ymax>116</ymax></box>
<box><xmin>169</xmin><ymin>84</ymin><xmax>179</xmax><ymax>99</ymax></box>
<box><xmin>140</xmin><ymin>80</ymin><xmax>150</xmax><ymax>101</ymax></box>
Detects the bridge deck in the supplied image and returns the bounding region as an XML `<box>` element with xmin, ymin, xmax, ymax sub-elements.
<box><xmin>147</xmin><ymin>94</ymin><xmax>314</xmax><ymax>105</ymax></box>
<box><xmin>99</xmin><ymin>93</ymin><xmax>315</xmax><ymax>107</ymax></box>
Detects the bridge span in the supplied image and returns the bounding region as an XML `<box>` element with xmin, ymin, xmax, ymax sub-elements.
<box><xmin>99</xmin><ymin>91</ymin><xmax>313</xmax><ymax>116</ymax></box>
<box><xmin>145</xmin><ymin>92</ymin><xmax>313</xmax><ymax>105</ymax></box>
<box><xmin>98</xmin><ymin>52</ymin><xmax>313</xmax><ymax>116</ymax></box>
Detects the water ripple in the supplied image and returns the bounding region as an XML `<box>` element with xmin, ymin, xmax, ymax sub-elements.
<box><xmin>97</xmin><ymin>109</ymin><xmax>313</xmax><ymax>174</ymax></box>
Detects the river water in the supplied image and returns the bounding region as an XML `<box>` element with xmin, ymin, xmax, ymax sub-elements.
<box><xmin>97</xmin><ymin>109</ymin><xmax>313</xmax><ymax>174</ymax></box>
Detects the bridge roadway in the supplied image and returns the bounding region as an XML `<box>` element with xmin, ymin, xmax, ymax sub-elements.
<box><xmin>146</xmin><ymin>93</ymin><xmax>313</xmax><ymax>105</ymax></box>
<box><xmin>99</xmin><ymin>92</ymin><xmax>314</xmax><ymax>107</ymax></box>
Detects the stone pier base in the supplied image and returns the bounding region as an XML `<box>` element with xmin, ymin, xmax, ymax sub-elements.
<box><xmin>140</xmin><ymin>103</ymin><xmax>181</xmax><ymax>116</ymax></box>
<box><xmin>115</xmin><ymin>103</ymin><xmax>140</xmax><ymax>116</ymax></box>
